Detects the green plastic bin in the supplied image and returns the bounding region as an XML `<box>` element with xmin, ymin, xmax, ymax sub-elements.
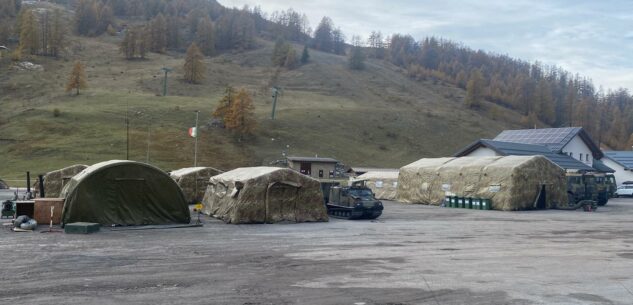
<box><xmin>481</xmin><ymin>198</ymin><xmax>492</xmax><ymax>210</ymax></box>
<box><xmin>450</xmin><ymin>196</ymin><xmax>457</xmax><ymax>208</ymax></box>
<box><xmin>472</xmin><ymin>198</ymin><xmax>481</xmax><ymax>210</ymax></box>
<box><xmin>464</xmin><ymin>197</ymin><xmax>473</xmax><ymax>209</ymax></box>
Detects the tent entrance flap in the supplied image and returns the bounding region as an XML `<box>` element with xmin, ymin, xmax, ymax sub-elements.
<box><xmin>535</xmin><ymin>184</ymin><xmax>547</xmax><ymax>210</ymax></box>
<box><xmin>266</xmin><ymin>182</ymin><xmax>299</xmax><ymax>223</ymax></box>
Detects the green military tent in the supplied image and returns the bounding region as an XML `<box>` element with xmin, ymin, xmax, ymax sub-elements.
<box><xmin>61</xmin><ymin>160</ymin><xmax>191</xmax><ymax>226</ymax></box>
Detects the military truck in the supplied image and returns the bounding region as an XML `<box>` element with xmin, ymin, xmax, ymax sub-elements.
<box><xmin>593</xmin><ymin>173</ymin><xmax>610</xmax><ymax>206</ymax></box>
<box><xmin>566</xmin><ymin>172</ymin><xmax>602</xmax><ymax>205</ymax></box>
<box><xmin>326</xmin><ymin>180</ymin><xmax>383</xmax><ymax>220</ymax></box>
<box><xmin>606</xmin><ymin>174</ymin><xmax>617</xmax><ymax>198</ymax></box>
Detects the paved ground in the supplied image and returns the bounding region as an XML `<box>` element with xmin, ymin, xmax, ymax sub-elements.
<box><xmin>2</xmin><ymin>199</ymin><xmax>633</xmax><ymax>305</ymax></box>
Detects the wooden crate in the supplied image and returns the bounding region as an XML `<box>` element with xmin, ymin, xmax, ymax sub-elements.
<box><xmin>34</xmin><ymin>198</ymin><xmax>64</xmax><ymax>225</ymax></box>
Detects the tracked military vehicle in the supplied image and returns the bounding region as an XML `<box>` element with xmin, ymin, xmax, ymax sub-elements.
<box><xmin>326</xmin><ymin>180</ymin><xmax>383</xmax><ymax>220</ymax></box>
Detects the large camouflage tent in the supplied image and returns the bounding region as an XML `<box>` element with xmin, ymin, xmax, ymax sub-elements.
<box><xmin>33</xmin><ymin>164</ymin><xmax>87</xmax><ymax>198</ymax></box>
<box><xmin>397</xmin><ymin>156</ymin><xmax>568</xmax><ymax>211</ymax></box>
<box><xmin>61</xmin><ymin>160</ymin><xmax>190</xmax><ymax>226</ymax></box>
<box><xmin>170</xmin><ymin>167</ymin><xmax>223</xmax><ymax>204</ymax></box>
<box><xmin>355</xmin><ymin>171</ymin><xmax>399</xmax><ymax>200</ymax></box>
<box><xmin>202</xmin><ymin>167</ymin><xmax>328</xmax><ymax>224</ymax></box>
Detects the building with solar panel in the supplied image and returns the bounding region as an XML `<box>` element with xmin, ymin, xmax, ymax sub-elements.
<box><xmin>602</xmin><ymin>151</ymin><xmax>633</xmax><ymax>186</ymax></box>
<box><xmin>455</xmin><ymin>127</ymin><xmax>612</xmax><ymax>173</ymax></box>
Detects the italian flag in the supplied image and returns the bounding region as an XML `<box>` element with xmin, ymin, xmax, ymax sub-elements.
<box><xmin>188</xmin><ymin>127</ymin><xmax>197</xmax><ymax>138</ymax></box>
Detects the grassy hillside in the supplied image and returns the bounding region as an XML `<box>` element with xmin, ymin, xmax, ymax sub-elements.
<box><xmin>0</xmin><ymin>10</ymin><xmax>524</xmax><ymax>184</ymax></box>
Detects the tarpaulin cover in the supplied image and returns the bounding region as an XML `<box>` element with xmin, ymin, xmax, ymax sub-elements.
<box><xmin>355</xmin><ymin>171</ymin><xmax>399</xmax><ymax>200</ymax></box>
<box><xmin>60</xmin><ymin>160</ymin><xmax>190</xmax><ymax>226</ymax></box>
<box><xmin>202</xmin><ymin>167</ymin><xmax>328</xmax><ymax>224</ymax></box>
<box><xmin>397</xmin><ymin>156</ymin><xmax>568</xmax><ymax>210</ymax></box>
<box><xmin>170</xmin><ymin>167</ymin><xmax>223</xmax><ymax>204</ymax></box>
<box><xmin>33</xmin><ymin>164</ymin><xmax>87</xmax><ymax>198</ymax></box>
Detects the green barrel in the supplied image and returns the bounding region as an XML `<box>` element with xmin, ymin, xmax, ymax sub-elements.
<box><xmin>465</xmin><ymin>197</ymin><xmax>473</xmax><ymax>209</ymax></box>
<box><xmin>481</xmin><ymin>198</ymin><xmax>492</xmax><ymax>210</ymax></box>
<box><xmin>472</xmin><ymin>198</ymin><xmax>481</xmax><ymax>210</ymax></box>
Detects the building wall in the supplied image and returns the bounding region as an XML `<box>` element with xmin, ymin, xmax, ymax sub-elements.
<box><xmin>287</xmin><ymin>161</ymin><xmax>336</xmax><ymax>179</ymax></box>
<box><xmin>310</xmin><ymin>162</ymin><xmax>336</xmax><ymax>179</ymax></box>
<box><xmin>562</xmin><ymin>136</ymin><xmax>593</xmax><ymax>165</ymax></box>
<box><xmin>468</xmin><ymin>147</ymin><xmax>499</xmax><ymax>157</ymax></box>
<box><xmin>601</xmin><ymin>158</ymin><xmax>633</xmax><ymax>186</ymax></box>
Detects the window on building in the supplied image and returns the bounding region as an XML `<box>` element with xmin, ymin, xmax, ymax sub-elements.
<box><xmin>579</xmin><ymin>153</ymin><xmax>583</xmax><ymax>161</ymax></box>
<box><xmin>329</xmin><ymin>171</ymin><xmax>334</xmax><ymax>178</ymax></box>
<box><xmin>319</xmin><ymin>170</ymin><xmax>324</xmax><ymax>178</ymax></box>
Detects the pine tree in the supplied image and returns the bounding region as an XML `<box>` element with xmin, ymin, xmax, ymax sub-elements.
<box><xmin>300</xmin><ymin>45</ymin><xmax>310</xmax><ymax>64</ymax></box>
<box><xmin>165</xmin><ymin>16</ymin><xmax>180</xmax><ymax>50</ymax></box>
<box><xmin>74</xmin><ymin>0</ymin><xmax>98</xmax><ymax>36</ymax></box>
<box><xmin>65</xmin><ymin>61</ymin><xmax>88</xmax><ymax>95</ymax></box>
<box><xmin>465</xmin><ymin>69</ymin><xmax>484</xmax><ymax>108</ymax></box>
<box><xmin>96</xmin><ymin>3</ymin><xmax>114</xmax><ymax>35</ymax></box>
<box><xmin>225</xmin><ymin>88</ymin><xmax>256</xmax><ymax>137</ymax></box>
<box><xmin>183</xmin><ymin>42</ymin><xmax>205</xmax><ymax>84</ymax></box>
<box><xmin>195</xmin><ymin>16</ymin><xmax>215</xmax><ymax>56</ymax></box>
<box><xmin>313</xmin><ymin>17</ymin><xmax>333</xmax><ymax>52</ymax></box>
<box><xmin>348</xmin><ymin>38</ymin><xmax>365</xmax><ymax>70</ymax></box>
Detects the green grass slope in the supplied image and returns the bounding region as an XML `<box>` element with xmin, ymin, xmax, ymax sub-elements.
<box><xmin>0</xmin><ymin>29</ymin><xmax>523</xmax><ymax>183</ymax></box>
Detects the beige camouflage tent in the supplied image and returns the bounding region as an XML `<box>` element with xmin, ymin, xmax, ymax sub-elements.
<box><xmin>202</xmin><ymin>167</ymin><xmax>328</xmax><ymax>224</ymax></box>
<box><xmin>170</xmin><ymin>167</ymin><xmax>223</xmax><ymax>204</ymax></box>
<box><xmin>355</xmin><ymin>171</ymin><xmax>399</xmax><ymax>200</ymax></box>
<box><xmin>397</xmin><ymin>156</ymin><xmax>568</xmax><ymax>211</ymax></box>
<box><xmin>34</xmin><ymin>164</ymin><xmax>88</xmax><ymax>198</ymax></box>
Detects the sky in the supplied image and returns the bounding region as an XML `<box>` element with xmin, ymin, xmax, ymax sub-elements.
<box><xmin>219</xmin><ymin>0</ymin><xmax>633</xmax><ymax>92</ymax></box>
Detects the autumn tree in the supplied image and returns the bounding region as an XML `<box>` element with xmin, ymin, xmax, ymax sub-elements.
<box><xmin>120</xmin><ymin>26</ymin><xmax>147</xmax><ymax>59</ymax></box>
<box><xmin>65</xmin><ymin>61</ymin><xmax>88</xmax><ymax>95</ymax></box>
<box><xmin>225</xmin><ymin>88</ymin><xmax>257</xmax><ymax>137</ymax></box>
<box><xmin>18</xmin><ymin>8</ymin><xmax>39</xmax><ymax>55</ymax></box>
<box><xmin>213</xmin><ymin>86</ymin><xmax>236</xmax><ymax>121</ymax></box>
<box><xmin>284</xmin><ymin>47</ymin><xmax>297</xmax><ymax>69</ymax></box>
<box><xmin>183</xmin><ymin>42</ymin><xmax>205</xmax><ymax>84</ymax></box>
<box><xmin>195</xmin><ymin>16</ymin><xmax>215</xmax><ymax>56</ymax></box>
<box><xmin>271</xmin><ymin>38</ymin><xmax>290</xmax><ymax>66</ymax></box>
<box><xmin>465</xmin><ymin>69</ymin><xmax>484</xmax><ymax>108</ymax></box>
<box><xmin>149</xmin><ymin>13</ymin><xmax>167</xmax><ymax>53</ymax></box>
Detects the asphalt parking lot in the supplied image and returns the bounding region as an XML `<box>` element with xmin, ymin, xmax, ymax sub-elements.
<box><xmin>2</xmin><ymin>198</ymin><xmax>633</xmax><ymax>305</ymax></box>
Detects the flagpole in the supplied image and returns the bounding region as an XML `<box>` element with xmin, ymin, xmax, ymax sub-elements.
<box><xmin>194</xmin><ymin>110</ymin><xmax>199</xmax><ymax>167</ymax></box>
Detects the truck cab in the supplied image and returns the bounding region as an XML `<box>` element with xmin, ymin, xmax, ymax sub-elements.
<box><xmin>566</xmin><ymin>172</ymin><xmax>598</xmax><ymax>204</ymax></box>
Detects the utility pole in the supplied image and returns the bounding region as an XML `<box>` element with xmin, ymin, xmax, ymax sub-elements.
<box><xmin>161</xmin><ymin>67</ymin><xmax>173</xmax><ymax>96</ymax></box>
<box><xmin>194</xmin><ymin>110</ymin><xmax>199</xmax><ymax>167</ymax></box>
<box><xmin>271</xmin><ymin>87</ymin><xmax>279</xmax><ymax>120</ymax></box>
<box><xmin>126</xmin><ymin>102</ymin><xmax>130</xmax><ymax>160</ymax></box>
<box><xmin>146</xmin><ymin>121</ymin><xmax>151</xmax><ymax>163</ymax></box>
